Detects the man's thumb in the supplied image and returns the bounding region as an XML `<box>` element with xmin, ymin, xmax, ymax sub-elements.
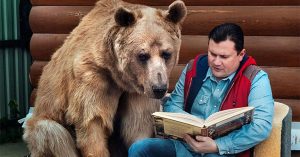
<box><xmin>195</xmin><ymin>135</ymin><xmax>206</xmax><ymax>142</ymax></box>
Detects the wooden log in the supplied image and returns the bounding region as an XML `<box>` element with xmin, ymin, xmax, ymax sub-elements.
<box><xmin>31</xmin><ymin>0</ymin><xmax>97</xmax><ymax>6</ymax></box>
<box><xmin>180</xmin><ymin>36</ymin><xmax>300</xmax><ymax>67</ymax></box>
<box><xmin>29</xmin><ymin>6</ymin><xmax>300</xmax><ymax>36</ymax></box>
<box><xmin>29</xmin><ymin>6</ymin><xmax>91</xmax><ymax>34</ymax></box>
<box><xmin>263</xmin><ymin>67</ymin><xmax>300</xmax><ymax>99</ymax></box>
<box><xmin>30</xmin><ymin>34</ymin><xmax>67</xmax><ymax>61</ymax></box>
<box><xmin>28</xmin><ymin>89</ymin><xmax>300</xmax><ymax>121</ymax></box>
<box><xmin>29</xmin><ymin>61</ymin><xmax>300</xmax><ymax>99</ymax></box>
<box><xmin>30</xmin><ymin>34</ymin><xmax>300</xmax><ymax>67</ymax></box>
<box><xmin>30</xmin><ymin>89</ymin><xmax>37</xmax><ymax>107</ymax></box>
<box><xmin>30</xmin><ymin>0</ymin><xmax>300</xmax><ymax>6</ymax></box>
<box><xmin>29</xmin><ymin>61</ymin><xmax>47</xmax><ymax>88</ymax></box>
<box><xmin>169</xmin><ymin>65</ymin><xmax>300</xmax><ymax>99</ymax></box>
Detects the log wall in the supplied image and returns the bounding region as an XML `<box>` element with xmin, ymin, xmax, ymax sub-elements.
<box><xmin>28</xmin><ymin>0</ymin><xmax>300</xmax><ymax>121</ymax></box>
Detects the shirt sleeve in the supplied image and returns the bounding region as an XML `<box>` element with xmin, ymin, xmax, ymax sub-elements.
<box><xmin>215</xmin><ymin>70</ymin><xmax>274</xmax><ymax>155</ymax></box>
<box><xmin>163</xmin><ymin>65</ymin><xmax>190</xmax><ymax>114</ymax></box>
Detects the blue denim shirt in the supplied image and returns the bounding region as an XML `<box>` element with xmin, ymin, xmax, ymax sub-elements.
<box><xmin>163</xmin><ymin>65</ymin><xmax>274</xmax><ymax>156</ymax></box>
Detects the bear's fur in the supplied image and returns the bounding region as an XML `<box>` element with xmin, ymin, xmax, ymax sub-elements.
<box><xmin>23</xmin><ymin>0</ymin><xmax>187</xmax><ymax>156</ymax></box>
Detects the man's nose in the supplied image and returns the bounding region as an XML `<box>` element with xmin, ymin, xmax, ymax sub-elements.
<box><xmin>213</xmin><ymin>57</ymin><xmax>222</xmax><ymax>65</ymax></box>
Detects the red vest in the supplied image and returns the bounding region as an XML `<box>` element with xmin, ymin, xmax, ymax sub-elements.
<box><xmin>184</xmin><ymin>54</ymin><xmax>259</xmax><ymax>157</ymax></box>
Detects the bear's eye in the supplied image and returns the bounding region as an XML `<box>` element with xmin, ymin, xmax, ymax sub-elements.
<box><xmin>161</xmin><ymin>51</ymin><xmax>172</xmax><ymax>60</ymax></box>
<box><xmin>138</xmin><ymin>53</ymin><xmax>150</xmax><ymax>63</ymax></box>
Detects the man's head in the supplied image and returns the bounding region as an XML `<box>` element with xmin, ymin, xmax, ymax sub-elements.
<box><xmin>207</xmin><ymin>23</ymin><xmax>246</xmax><ymax>80</ymax></box>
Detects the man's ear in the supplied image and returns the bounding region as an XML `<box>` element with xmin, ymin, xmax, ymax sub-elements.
<box><xmin>239</xmin><ymin>49</ymin><xmax>246</xmax><ymax>61</ymax></box>
<box><xmin>166</xmin><ymin>0</ymin><xmax>187</xmax><ymax>24</ymax></box>
<box><xmin>115</xmin><ymin>7</ymin><xmax>135</xmax><ymax>26</ymax></box>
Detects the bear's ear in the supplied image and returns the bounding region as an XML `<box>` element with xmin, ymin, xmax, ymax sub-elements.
<box><xmin>166</xmin><ymin>0</ymin><xmax>187</xmax><ymax>24</ymax></box>
<box><xmin>115</xmin><ymin>7</ymin><xmax>136</xmax><ymax>27</ymax></box>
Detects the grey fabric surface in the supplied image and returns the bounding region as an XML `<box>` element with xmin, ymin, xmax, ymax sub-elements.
<box><xmin>281</xmin><ymin>107</ymin><xmax>292</xmax><ymax>157</ymax></box>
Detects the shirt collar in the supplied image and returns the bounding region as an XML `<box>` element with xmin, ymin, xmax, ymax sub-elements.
<box><xmin>203</xmin><ymin>68</ymin><xmax>236</xmax><ymax>82</ymax></box>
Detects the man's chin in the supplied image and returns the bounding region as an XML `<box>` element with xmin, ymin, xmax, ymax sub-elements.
<box><xmin>212</xmin><ymin>72</ymin><xmax>227</xmax><ymax>80</ymax></box>
<box><xmin>212</xmin><ymin>71</ymin><xmax>222</xmax><ymax>76</ymax></box>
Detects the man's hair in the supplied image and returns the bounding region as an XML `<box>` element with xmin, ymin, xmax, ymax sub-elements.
<box><xmin>208</xmin><ymin>23</ymin><xmax>244</xmax><ymax>53</ymax></box>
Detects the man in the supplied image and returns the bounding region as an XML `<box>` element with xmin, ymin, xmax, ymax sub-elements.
<box><xmin>128</xmin><ymin>23</ymin><xmax>274</xmax><ymax>157</ymax></box>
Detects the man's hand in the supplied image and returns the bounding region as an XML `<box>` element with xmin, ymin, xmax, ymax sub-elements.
<box><xmin>183</xmin><ymin>134</ymin><xmax>218</xmax><ymax>153</ymax></box>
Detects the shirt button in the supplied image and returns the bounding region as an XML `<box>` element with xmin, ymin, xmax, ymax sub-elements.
<box><xmin>227</xmin><ymin>151</ymin><xmax>230</xmax><ymax>154</ymax></box>
<box><xmin>217</xmin><ymin>88</ymin><xmax>220</xmax><ymax>91</ymax></box>
<box><xmin>214</xmin><ymin>106</ymin><xmax>217</xmax><ymax>108</ymax></box>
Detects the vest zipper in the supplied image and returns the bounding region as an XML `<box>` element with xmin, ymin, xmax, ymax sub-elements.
<box><xmin>184</xmin><ymin>77</ymin><xmax>193</xmax><ymax>110</ymax></box>
<box><xmin>219</xmin><ymin>81</ymin><xmax>235</xmax><ymax>110</ymax></box>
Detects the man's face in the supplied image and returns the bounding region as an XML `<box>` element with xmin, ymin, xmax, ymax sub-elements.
<box><xmin>208</xmin><ymin>39</ymin><xmax>245</xmax><ymax>80</ymax></box>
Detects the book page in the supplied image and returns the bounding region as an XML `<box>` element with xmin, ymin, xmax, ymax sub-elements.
<box><xmin>204</xmin><ymin>107</ymin><xmax>254</xmax><ymax>126</ymax></box>
<box><xmin>152</xmin><ymin>112</ymin><xmax>205</xmax><ymax>127</ymax></box>
<box><xmin>206</xmin><ymin>108</ymin><xmax>240</xmax><ymax>121</ymax></box>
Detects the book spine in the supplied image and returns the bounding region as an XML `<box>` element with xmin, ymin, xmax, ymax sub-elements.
<box><xmin>208</xmin><ymin>110</ymin><xmax>253</xmax><ymax>139</ymax></box>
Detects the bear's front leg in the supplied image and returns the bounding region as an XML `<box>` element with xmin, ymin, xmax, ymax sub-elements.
<box><xmin>76</xmin><ymin>117</ymin><xmax>111</xmax><ymax>157</ymax></box>
<box><xmin>67</xmin><ymin>75</ymin><xmax>123</xmax><ymax>157</ymax></box>
<box><xmin>119</xmin><ymin>93</ymin><xmax>161</xmax><ymax>147</ymax></box>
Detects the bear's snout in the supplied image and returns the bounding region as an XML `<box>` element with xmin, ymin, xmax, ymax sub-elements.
<box><xmin>152</xmin><ymin>84</ymin><xmax>167</xmax><ymax>99</ymax></box>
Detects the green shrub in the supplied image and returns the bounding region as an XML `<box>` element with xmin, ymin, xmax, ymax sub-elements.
<box><xmin>0</xmin><ymin>100</ymin><xmax>23</xmax><ymax>143</ymax></box>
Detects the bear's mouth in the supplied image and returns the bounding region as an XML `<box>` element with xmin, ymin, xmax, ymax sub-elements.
<box><xmin>137</xmin><ymin>84</ymin><xmax>144</xmax><ymax>94</ymax></box>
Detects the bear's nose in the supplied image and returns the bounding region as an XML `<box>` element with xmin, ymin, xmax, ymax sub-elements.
<box><xmin>152</xmin><ymin>84</ymin><xmax>167</xmax><ymax>99</ymax></box>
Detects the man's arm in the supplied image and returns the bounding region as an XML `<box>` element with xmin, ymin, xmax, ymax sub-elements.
<box><xmin>163</xmin><ymin>65</ymin><xmax>189</xmax><ymax>113</ymax></box>
<box><xmin>215</xmin><ymin>70</ymin><xmax>274</xmax><ymax>155</ymax></box>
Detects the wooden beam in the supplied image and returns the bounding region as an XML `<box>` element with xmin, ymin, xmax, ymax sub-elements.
<box><xmin>30</xmin><ymin>34</ymin><xmax>300</xmax><ymax>67</ymax></box>
<box><xmin>30</xmin><ymin>0</ymin><xmax>300</xmax><ymax>6</ymax></box>
<box><xmin>29</xmin><ymin>61</ymin><xmax>48</xmax><ymax>89</ymax></box>
<box><xmin>169</xmin><ymin>65</ymin><xmax>300</xmax><ymax>99</ymax></box>
<box><xmin>29</xmin><ymin>6</ymin><xmax>300</xmax><ymax>36</ymax></box>
<box><xmin>29</xmin><ymin>61</ymin><xmax>300</xmax><ymax>99</ymax></box>
<box><xmin>30</xmin><ymin>89</ymin><xmax>37</xmax><ymax>107</ymax></box>
<box><xmin>29</xmin><ymin>87</ymin><xmax>300</xmax><ymax>121</ymax></box>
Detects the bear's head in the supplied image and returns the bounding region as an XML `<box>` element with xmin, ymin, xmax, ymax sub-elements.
<box><xmin>104</xmin><ymin>1</ymin><xmax>187</xmax><ymax>99</ymax></box>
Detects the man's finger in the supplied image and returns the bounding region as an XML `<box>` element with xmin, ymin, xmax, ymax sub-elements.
<box><xmin>183</xmin><ymin>134</ymin><xmax>198</xmax><ymax>151</ymax></box>
<box><xmin>195</xmin><ymin>135</ymin><xmax>206</xmax><ymax>142</ymax></box>
<box><xmin>183</xmin><ymin>134</ymin><xmax>193</xmax><ymax>143</ymax></box>
<box><xmin>183</xmin><ymin>134</ymin><xmax>195</xmax><ymax>145</ymax></box>
<box><xmin>184</xmin><ymin>134</ymin><xmax>197</xmax><ymax>150</ymax></box>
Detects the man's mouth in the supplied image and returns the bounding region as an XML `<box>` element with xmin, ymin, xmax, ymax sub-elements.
<box><xmin>213</xmin><ymin>67</ymin><xmax>222</xmax><ymax>72</ymax></box>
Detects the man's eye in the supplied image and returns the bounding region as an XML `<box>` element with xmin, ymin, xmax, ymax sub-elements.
<box><xmin>138</xmin><ymin>53</ymin><xmax>150</xmax><ymax>62</ymax></box>
<box><xmin>221</xmin><ymin>56</ymin><xmax>229</xmax><ymax>59</ymax></box>
<box><xmin>209</xmin><ymin>52</ymin><xmax>216</xmax><ymax>57</ymax></box>
<box><xmin>161</xmin><ymin>51</ymin><xmax>172</xmax><ymax>60</ymax></box>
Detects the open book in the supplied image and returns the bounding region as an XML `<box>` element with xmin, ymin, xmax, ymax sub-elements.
<box><xmin>152</xmin><ymin>106</ymin><xmax>254</xmax><ymax>140</ymax></box>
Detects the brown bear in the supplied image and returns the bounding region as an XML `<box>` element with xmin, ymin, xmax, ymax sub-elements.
<box><xmin>23</xmin><ymin>0</ymin><xmax>187</xmax><ymax>157</ymax></box>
